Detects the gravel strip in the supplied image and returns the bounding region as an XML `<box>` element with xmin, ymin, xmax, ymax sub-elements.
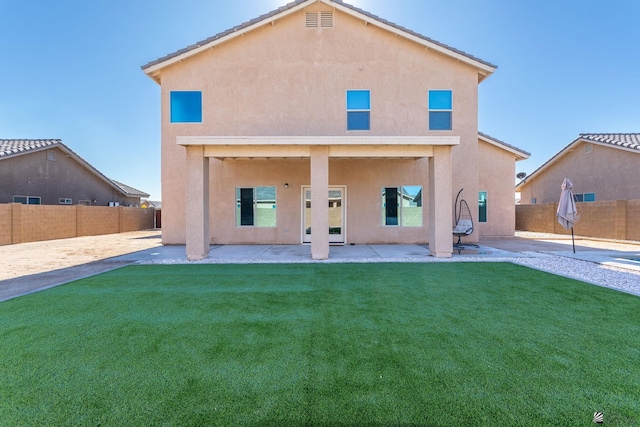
<box><xmin>139</xmin><ymin>253</ymin><xmax>640</xmax><ymax>297</ymax></box>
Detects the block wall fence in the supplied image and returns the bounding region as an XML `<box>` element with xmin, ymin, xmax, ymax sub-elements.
<box><xmin>0</xmin><ymin>204</ymin><xmax>155</xmax><ymax>246</ymax></box>
<box><xmin>516</xmin><ymin>199</ymin><xmax>640</xmax><ymax>242</ymax></box>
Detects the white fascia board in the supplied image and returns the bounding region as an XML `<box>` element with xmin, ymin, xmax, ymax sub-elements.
<box><xmin>177</xmin><ymin>135</ymin><xmax>460</xmax><ymax>146</ymax></box>
<box><xmin>478</xmin><ymin>134</ymin><xmax>530</xmax><ymax>160</ymax></box>
<box><xmin>586</xmin><ymin>139</ymin><xmax>640</xmax><ymax>155</ymax></box>
<box><xmin>143</xmin><ymin>1</ymin><xmax>313</xmax><ymax>77</ymax></box>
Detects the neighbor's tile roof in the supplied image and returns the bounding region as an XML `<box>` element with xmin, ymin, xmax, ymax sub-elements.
<box><xmin>579</xmin><ymin>133</ymin><xmax>640</xmax><ymax>151</ymax></box>
<box><xmin>112</xmin><ymin>180</ymin><xmax>150</xmax><ymax>198</ymax></box>
<box><xmin>141</xmin><ymin>0</ymin><xmax>496</xmax><ymax>72</ymax></box>
<box><xmin>0</xmin><ymin>139</ymin><xmax>149</xmax><ymax>198</ymax></box>
<box><xmin>0</xmin><ymin>139</ymin><xmax>61</xmax><ymax>157</ymax></box>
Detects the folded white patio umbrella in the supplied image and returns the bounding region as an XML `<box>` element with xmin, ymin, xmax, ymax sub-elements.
<box><xmin>557</xmin><ymin>178</ymin><xmax>578</xmax><ymax>253</ymax></box>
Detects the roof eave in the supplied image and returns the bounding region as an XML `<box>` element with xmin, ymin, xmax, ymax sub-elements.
<box><xmin>142</xmin><ymin>0</ymin><xmax>497</xmax><ymax>83</ymax></box>
<box><xmin>478</xmin><ymin>132</ymin><xmax>530</xmax><ymax>160</ymax></box>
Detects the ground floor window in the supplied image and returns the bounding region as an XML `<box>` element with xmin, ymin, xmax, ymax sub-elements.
<box><xmin>236</xmin><ymin>186</ymin><xmax>277</xmax><ymax>227</ymax></box>
<box><xmin>574</xmin><ymin>193</ymin><xmax>595</xmax><ymax>202</ymax></box>
<box><xmin>478</xmin><ymin>191</ymin><xmax>487</xmax><ymax>223</ymax></box>
<box><xmin>382</xmin><ymin>186</ymin><xmax>422</xmax><ymax>226</ymax></box>
<box><xmin>13</xmin><ymin>195</ymin><xmax>41</xmax><ymax>205</ymax></box>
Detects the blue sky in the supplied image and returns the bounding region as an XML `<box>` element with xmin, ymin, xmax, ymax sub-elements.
<box><xmin>1</xmin><ymin>0</ymin><xmax>638</xmax><ymax>200</ymax></box>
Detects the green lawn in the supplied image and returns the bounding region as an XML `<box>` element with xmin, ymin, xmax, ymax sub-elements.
<box><xmin>1</xmin><ymin>263</ymin><xmax>639</xmax><ymax>426</ymax></box>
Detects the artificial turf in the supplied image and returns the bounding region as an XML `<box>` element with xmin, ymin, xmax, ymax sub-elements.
<box><xmin>0</xmin><ymin>262</ymin><xmax>639</xmax><ymax>426</ymax></box>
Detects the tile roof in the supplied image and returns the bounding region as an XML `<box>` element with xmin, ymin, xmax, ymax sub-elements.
<box><xmin>0</xmin><ymin>139</ymin><xmax>150</xmax><ymax>198</ymax></box>
<box><xmin>579</xmin><ymin>133</ymin><xmax>640</xmax><ymax>152</ymax></box>
<box><xmin>111</xmin><ymin>180</ymin><xmax>150</xmax><ymax>198</ymax></box>
<box><xmin>141</xmin><ymin>0</ymin><xmax>496</xmax><ymax>74</ymax></box>
<box><xmin>0</xmin><ymin>139</ymin><xmax>61</xmax><ymax>157</ymax></box>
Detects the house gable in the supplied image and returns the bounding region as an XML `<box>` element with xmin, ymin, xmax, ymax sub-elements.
<box><xmin>142</xmin><ymin>0</ymin><xmax>496</xmax><ymax>84</ymax></box>
<box><xmin>516</xmin><ymin>133</ymin><xmax>640</xmax><ymax>204</ymax></box>
<box><xmin>0</xmin><ymin>140</ymin><xmax>149</xmax><ymax>203</ymax></box>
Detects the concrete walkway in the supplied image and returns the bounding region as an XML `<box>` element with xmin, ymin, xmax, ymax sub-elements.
<box><xmin>2</xmin><ymin>231</ymin><xmax>640</xmax><ymax>302</ymax></box>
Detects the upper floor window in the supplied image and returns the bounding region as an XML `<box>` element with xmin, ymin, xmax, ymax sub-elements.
<box><xmin>346</xmin><ymin>90</ymin><xmax>370</xmax><ymax>131</ymax></box>
<box><xmin>428</xmin><ymin>90</ymin><xmax>452</xmax><ymax>130</ymax></box>
<box><xmin>170</xmin><ymin>91</ymin><xmax>202</xmax><ymax>123</ymax></box>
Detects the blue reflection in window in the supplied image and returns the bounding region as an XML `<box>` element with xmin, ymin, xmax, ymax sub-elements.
<box><xmin>347</xmin><ymin>90</ymin><xmax>370</xmax><ymax>110</ymax></box>
<box><xmin>428</xmin><ymin>90</ymin><xmax>452</xmax><ymax>109</ymax></box>
<box><xmin>429</xmin><ymin>112</ymin><xmax>452</xmax><ymax>131</ymax></box>
<box><xmin>170</xmin><ymin>91</ymin><xmax>202</xmax><ymax>123</ymax></box>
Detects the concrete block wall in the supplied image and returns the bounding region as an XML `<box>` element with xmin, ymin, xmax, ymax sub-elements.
<box><xmin>627</xmin><ymin>200</ymin><xmax>640</xmax><ymax>241</ymax></box>
<box><xmin>121</xmin><ymin>207</ymin><xmax>155</xmax><ymax>232</ymax></box>
<box><xmin>516</xmin><ymin>199</ymin><xmax>640</xmax><ymax>242</ymax></box>
<box><xmin>21</xmin><ymin>205</ymin><xmax>77</xmax><ymax>243</ymax></box>
<box><xmin>0</xmin><ymin>204</ymin><xmax>10</xmax><ymax>245</ymax></box>
<box><xmin>77</xmin><ymin>206</ymin><xmax>119</xmax><ymax>236</ymax></box>
<box><xmin>0</xmin><ymin>204</ymin><xmax>155</xmax><ymax>246</ymax></box>
<box><xmin>515</xmin><ymin>203</ymin><xmax>556</xmax><ymax>233</ymax></box>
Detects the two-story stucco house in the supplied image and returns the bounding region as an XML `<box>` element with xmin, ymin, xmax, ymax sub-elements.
<box><xmin>142</xmin><ymin>0</ymin><xmax>528</xmax><ymax>260</ymax></box>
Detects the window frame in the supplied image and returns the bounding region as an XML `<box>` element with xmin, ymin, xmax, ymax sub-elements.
<box><xmin>574</xmin><ymin>193</ymin><xmax>596</xmax><ymax>203</ymax></box>
<box><xmin>428</xmin><ymin>90</ymin><xmax>453</xmax><ymax>131</ymax></box>
<box><xmin>478</xmin><ymin>191</ymin><xmax>488</xmax><ymax>223</ymax></box>
<box><xmin>346</xmin><ymin>90</ymin><xmax>371</xmax><ymax>131</ymax></box>
<box><xmin>170</xmin><ymin>91</ymin><xmax>203</xmax><ymax>123</ymax></box>
<box><xmin>13</xmin><ymin>195</ymin><xmax>41</xmax><ymax>205</ymax></box>
<box><xmin>382</xmin><ymin>186</ymin><xmax>423</xmax><ymax>227</ymax></box>
<box><xmin>236</xmin><ymin>186</ymin><xmax>277</xmax><ymax>228</ymax></box>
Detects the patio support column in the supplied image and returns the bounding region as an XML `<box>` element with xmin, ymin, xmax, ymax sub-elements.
<box><xmin>185</xmin><ymin>146</ymin><xmax>210</xmax><ymax>261</ymax></box>
<box><xmin>428</xmin><ymin>145</ymin><xmax>453</xmax><ymax>258</ymax></box>
<box><xmin>310</xmin><ymin>145</ymin><xmax>329</xmax><ymax>260</ymax></box>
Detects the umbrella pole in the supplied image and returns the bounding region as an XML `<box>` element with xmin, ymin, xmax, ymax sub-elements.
<box><xmin>571</xmin><ymin>227</ymin><xmax>575</xmax><ymax>253</ymax></box>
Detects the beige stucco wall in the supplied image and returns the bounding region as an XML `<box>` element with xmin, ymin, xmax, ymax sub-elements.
<box><xmin>158</xmin><ymin>4</ymin><xmax>482</xmax><ymax>244</ymax></box>
<box><xmin>208</xmin><ymin>158</ymin><xmax>429</xmax><ymax>244</ymax></box>
<box><xmin>477</xmin><ymin>139</ymin><xmax>518</xmax><ymax>236</ymax></box>
<box><xmin>518</xmin><ymin>142</ymin><xmax>640</xmax><ymax>205</ymax></box>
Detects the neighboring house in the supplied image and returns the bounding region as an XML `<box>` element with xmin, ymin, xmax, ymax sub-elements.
<box><xmin>141</xmin><ymin>0</ymin><xmax>528</xmax><ymax>260</ymax></box>
<box><xmin>0</xmin><ymin>139</ymin><xmax>149</xmax><ymax>207</ymax></box>
<box><xmin>516</xmin><ymin>134</ymin><xmax>640</xmax><ymax>204</ymax></box>
<box><xmin>141</xmin><ymin>200</ymin><xmax>163</xmax><ymax>229</ymax></box>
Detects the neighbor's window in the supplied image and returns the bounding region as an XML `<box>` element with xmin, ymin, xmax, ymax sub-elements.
<box><xmin>478</xmin><ymin>191</ymin><xmax>487</xmax><ymax>223</ymax></box>
<box><xmin>382</xmin><ymin>186</ymin><xmax>422</xmax><ymax>226</ymax></box>
<box><xmin>574</xmin><ymin>193</ymin><xmax>595</xmax><ymax>202</ymax></box>
<box><xmin>236</xmin><ymin>186</ymin><xmax>277</xmax><ymax>227</ymax></box>
<box><xmin>13</xmin><ymin>195</ymin><xmax>41</xmax><ymax>205</ymax></box>
<box><xmin>170</xmin><ymin>91</ymin><xmax>202</xmax><ymax>123</ymax></box>
<box><xmin>428</xmin><ymin>90</ymin><xmax>452</xmax><ymax>130</ymax></box>
<box><xmin>346</xmin><ymin>90</ymin><xmax>370</xmax><ymax>131</ymax></box>
<box><xmin>59</xmin><ymin>198</ymin><xmax>73</xmax><ymax>205</ymax></box>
